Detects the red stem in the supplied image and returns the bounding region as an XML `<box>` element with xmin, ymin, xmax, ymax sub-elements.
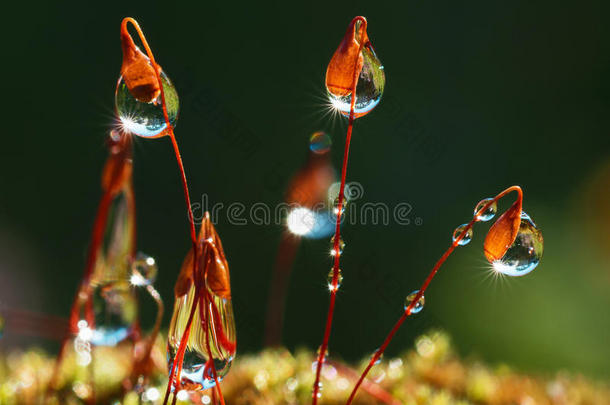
<box><xmin>344</xmin><ymin>186</ymin><xmax>523</xmax><ymax>405</ymax></box>
<box><xmin>312</xmin><ymin>16</ymin><xmax>367</xmax><ymax>405</ymax></box>
<box><xmin>119</xmin><ymin>17</ymin><xmax>225</xmax><ymax>405</ymax></box>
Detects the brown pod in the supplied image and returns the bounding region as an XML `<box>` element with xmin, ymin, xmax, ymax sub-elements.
<box><xmin>325</xmin><ymin>17</ymin><xmax>369</xmax><ymax>97</ymax></box>
<box><xmin>120</xmin><ymin>26</ymin><xmax>160</xmax><ymax>103</ymax></box>
<box><xmin>483</xmin><ymin>199</ymin><xmax>523</xmax><ymax>262</ymax></box>
<box><xmin>174</xmin><ymin>213</ymin><xmax>231</xmax><ymax>298</ymax></box>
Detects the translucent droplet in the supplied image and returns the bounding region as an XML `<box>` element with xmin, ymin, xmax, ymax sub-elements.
<box><xmin>452</xmin><ymin>224</ymin><xmax>473</xmax><ymax>246</ymax></box>
<box><xmin>333</xmin><ymin>197</ymin><xmax>346</xmax><ymax>217</ymax></box>
<box><xmin>88</xmin><ymin>191</ymin><xmax>137</xmax><ymax>346</ymax></box>
<box><xmin>327</xmin><ymin>32</ymin><xmax>385</xmax><ymax>117</ymax></box>
<box><xmin>371</xmin><ymin>349</ymin><xmax>383</xmax><ymax>365</ymax></box>
<box><xmin>491</xmin><ymin>212</ymin><xmax>543</xmax><ymax>276</ymax></box>
<box><xmin>90</xmin><ymin>281</ymin><xmax>137</xmax><ymax>346</ymax></box>
<box><xmin>130</xmin><ymin>252</ymin><xmax>158</xmax><ymax>286</ymax></box>
<box><xmin>327</xmin><ymin>268</ymin><xmax>343</xmax><ymax>292</ymax></box>
<box><xmin>167</xmin><ymin>284</ymin><xmax>236</xmax><ymax>390</ymax></box>
<box><xmin>316</xmin><ymin>346</ymin><xmax>329</xmax><ymax>363</ymax></box>
<box><xmin>312</xmin><ymin>381</ymin><xmax>323</xmax><ymax>398</ymax></box>
<box><xmin>116</xmin><ymin>70</ymin><xmax>179</xmax><ymax>138</ymax></box>
<box><xmin>309</xmin><ymin>132</ymin><xmax>332</xmax><ymax>154</ymax></box>
<box><xmin>404</xmin><ymin>290</ymin><xmax>425</xmax><ymax>314</ymax></box>
<box><xmin>474</xmin><ymin>198</ymin><xmax>498</xmax><ymax>222</ymax></box>
<box><xmin>312</xmin><ymin>346</ymin><xmax>329</xmax><ymax>371</ymax></box>
<box><xmin>330</xmin><ymin>235</ymin><xmax>345</xmax><ymax>257</ymax></box>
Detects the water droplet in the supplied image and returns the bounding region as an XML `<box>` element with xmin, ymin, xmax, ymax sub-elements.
<box><xmin>330</xmin><ymin>235</ymin><xmax>345</xmax><ymax>256</ymax></box>
<box><xmin>452</xmin><ymin>224</ymin><xmax>473</xmax><ymax>246</ymax></box>
<box><xmin>327</xmin><ymin>20</ymin><xmax>385</xmax><ymax>118</ymax></box>
<box><xmin>311</xmin><ymin>381</ymin><xmax>323</xmax><ymax>398</ymax></box>
<box><xmin>130</xmin><ymin>252</ymin><xmax>158</xmax><ymax>286</ymax></box>
<box><xmin>87</xmin><ymin>191</ymin><xmax>137</xmax><ymax>346</ymax></box>
<box><xmin>90</xmin><ymin>281</ymin><xmax>137</xmax><ymax>346</ymax></box>
<box><xmin>474</xmin><ymin>198</ymin><xmax>498</xmax><ymax>222</ymax></box>
<box><xmin>371</xmin><ymin>349</ymin><xmax>383</xmax><ymax>365</ymax></box>
<box><xmin>404</xmin><ymin>290</ymin><xmax>425</xmax><ymax>314</ymax></box>
<box><xmin>333</xmin><ymin>197</ymin><xmax>346</xmax><ymax>217</ymax></box>
<box><xmin>116</xmin><ymin>70</ymin><xmax>179</xmax><ymax>138</ymax></box>
<box><xmin>312</xmin><ymin>346</ymin><xmax>329</xmax><ymax>371</ymax></box>
<box><xmin>491</xmin><ymin>211</ymin><xmax>543</xmax><ymax>276</ymax></box>
<box><xmin>327</xmin><ymin>268</ymin><xmax>343</xmax><ymax>292</ymax></box>
<box><xmin>316</xmin><ymin>346</ymin><xmax>329</xmax><ymax>363</ymax></box>
<box><xmin>167</xmin><ymin>284</ymin><xmax>236</xmax><ymax>390</ymax></box>
<box><xmin>309</xmin><ymin>132</ymin><xmax>332</xmax><ymax>154</ymax></box>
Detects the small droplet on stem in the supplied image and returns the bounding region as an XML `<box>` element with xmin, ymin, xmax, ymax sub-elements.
<box><xmin>474</xmin><ymin>198</ymin><xmax>498</xmax><ymax>222</ymax></box>
<box><xmin>452</xmin><ymin>224</ymin><xmax>473</xmax><ymax>246</ymax></box>
<box><xmin>404</xmin><ymin>290</ymin><xmax>425</xmax><ymax>314</ymax></box>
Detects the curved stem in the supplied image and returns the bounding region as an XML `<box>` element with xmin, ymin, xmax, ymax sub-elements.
<box><xmin>344</xmin><ymin>186</ymin><xmax>523</xmax><ymax>405</ymax></box>
<box><xmin>312</xmin><ymin>17</ymin><xmax>367</xmax><ymax>405</ymax></box>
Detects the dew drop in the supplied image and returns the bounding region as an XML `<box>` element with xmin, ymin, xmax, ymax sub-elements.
<box><xmin>90</xmin><ymin>281</ymin><xmax>137</xmax><ymax>346</ymax></box>
<box><xmin>491</xmin><ymin>211</ymin><xmax>544</xmax><ymax>276</ymax></box>
<box><xmin>452</xmin><ymin>224</ymin><xmax>473</xmax><ymax>246</ymax></box>
<box><xmin>371</xmin><ymin>349</ymin><xmax>383</xmax><ymax>365</ymax></box>
<box><xmin>116</xmin><ymin>70</ymin><xmax>179</xmax><ymax>138</ymax></box>
<box><xmin>130</xmin><ymin>252</ymin><xmax>158</xmax><ymax>286</ymax></box>
<box><xmin>330</xmin><ymin>235</ymin><xmax>345</xmax><ymax>257</ymax></box>
<box><xmin>167</xmin><ymin>283</ymin><xmax>236</xmax><ymax>390</ymax></box>
<box><xmin>333</xmin><ymin>197</ymin><xmax>346</xmax><ymax>217</ymax></box>
<box><xmin>316</xmin><ymin>346</ymin><xmax>329</xmax><ymax>363</ymax></box>
<box><xmin>327</xmin><ymin>23</ymin><xmax>385</xmax><ymax>118</ymax></box>
<box><xmin>309</xmin><ymin>132</ymin><xmax>332</xmax><ymax>154</ymax></box>
<box><xmin>404</xmin><ymin>290</ymin><xmax>425</xmax><ymax>314</ymax></box>
<box><xmin>88</xmin><ymin>191</ymin><xmax>137</xmax><ymax>346</ymax></box>
<box><xmin>474</xmin><ymin>198</ymin><xmax>498</xmax><ymax>222</ymax></box>
<box><xmin>327</xmin><ymin>268</ymin><xmax>343</xmax><ymax>292</ymax></box>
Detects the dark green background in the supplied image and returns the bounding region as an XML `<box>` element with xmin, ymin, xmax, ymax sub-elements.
<box><xmin>1</xmin><ymin>0</ymin><xmax>609</xmax><ymax>378</ymax></box>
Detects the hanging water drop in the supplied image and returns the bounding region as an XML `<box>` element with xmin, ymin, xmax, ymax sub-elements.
<box><xmin>88</xmin><ymin>191</ymin><xmax>138</xmax><ymax>346</ymax></box>
<box><xmin>490</xmin><ymin>211</ymin><xmax>544</xmax><ymax>276</ymax></box>
<box><xmin>309</xmin><ymin>132</ymin><xmax>332</xmax><ymax>154</ymax></box>
<box><xmin>452</xmin><ymin>224</ymin><xmax>473</xmax><ymax>246</ymax></box>
<box><xmin>130</xmin><ymin>252</ymin><xmax>158</xmax><ymax>286</ymax></box>
<box><xmin>474</xmin><ymin>198</ymin><xmax>498</xmax><ymax>222</ymax></box>
<box><xmin>326</xmin><ymin>19</ymin><xmax>385</xmax><ymax>118</ymax></box>
<box><xmin>167</xmin><ymin>285</ymin><xmax>236</xmax><ymax>390</ymax></box>
<box><xmin>330</xmin><ymin>235</ymin><xmax>345</xmax><ymax>256</ymax></box>
<box><xmin>404</xmin><ymin>290</ymin><xmax>425</xmax><ymax>314</ymax></box>
<box><xmin>327</xmin><ymin>268</ymin><xmax>343</xmax><ymax>292</ymax></box>
<box><xmin>167</xmin><ymin>215</ymin><xmax>236</xmax><ymax>390</ymax></box>
<box><xmin>116</xmin><ymin>70</ymin><xmax>179</xmax><ymax>138</ymax></box>
<box><xmin>90</xmin><ymin>282</ymin><xmax>138</xmax><ymax>346</ymax></box>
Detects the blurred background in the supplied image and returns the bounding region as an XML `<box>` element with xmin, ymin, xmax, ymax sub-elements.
<box><xmin>1</xmin><ymin>0</ymin><xmax>609</xmax><ymax>381</ymax></box>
